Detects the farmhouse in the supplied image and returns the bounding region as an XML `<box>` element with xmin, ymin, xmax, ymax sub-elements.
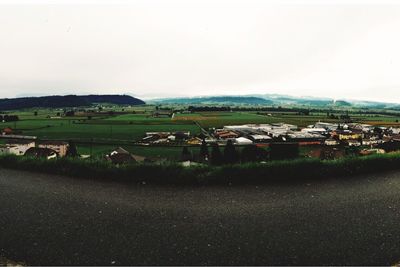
<box><xmin>144</xmin><ymin>131</ymin><xmax>191</xmax><ymax>143</ymax></box>
<box><xmin>347</xmin><ymin>140</ymin><xmax>361</xmax><ymax>147</ymax></box>
<box><xmin>248</xmin><ymin>134</ymin><xmax>272</xmax><ymax>143</ymax></box>
<box><xmin>105</xmin><ymin>147</ymin><xmax>147</xmax><ymax>164</ymax></box>
<box><xmin>362</xmin><ymin>138</ymin><xmax>382</xmax><ymax>146</ymax></box>
<box><xmin>5</xmin><ymin>139</ymin><xmax>36</xmax><ymax>155</ymax></box>
<box><xmin>25</xmin><ymin>147</ymin><xmax>57</xmax><ymax>159</ymax></box>
<box><xmin>187</xmin><ymin>137</ymin><xmax>202</xmax><ymax>145</ymax></box>
<box><xmin>0</xmin><ymin>145</ymin><xmax>22</xmax><ymax>156</ymax></box>
<box><xmin>286</xmin><ymin>132</ymin><xmax>326</xmax><ymax>145</ymax></box>
<box><xmin>38</xmin><ymin>141</ymin><xmax>69</xmax><ymax>157</ymax></box>
<box><xmin>234</xmin><ymin>137</ymin><xmax>253</xmax><ymax>145</ymax></box>
<box><xmin>325</xmin><ymin>139</ymin><xmax>339</xmax><ymax>146</ymax></box>
<box><xmin>390</xmin><ymin>127</ymin><xmax>400</xmax><ymax>135</ymax></box>
<box><xmin>348</xmin><ymin>123</ymin><xmax>374</xmax><ymax>133</ymax></box>
<box><xmin>223</xmin><ymin>125</ymin><xmax>254</xmax><ymax>131</ymax></box>
<box><xmin>333</xmin><ymin>130</ymin><xmax>363</xmax><ymax>141</ymax></box>
<box><xmin>301</xmin><ymin>128</ymin><xmax>328</xmax><ymax>135</ymax></box>
<box><xmin>271</xmin><ymin>123</ymin><xmax>298</xmax><ymax>131</ymax></box>
<box><xmin>152</xmin><ymin>110</ymin><xmax>173</xmax><ymax>118</ymax></box>
<box><xmin>360</xmin><ymin>148</ymin><xmax>385</xmax><ymax>156</ymax></box>
<box><xmin>314</xmin><ymin>122</ymin><xmax>339</xmax><ymax>131</ymax></box>
<box><xmin>215</xmin><ymin>130</ymin><xmax>239</xmax><ymax>139</ymax></box>
<box><xmin>2</xmin><ymin>127</ymin><xmax>13</xmax><ymax>135</ymax></box>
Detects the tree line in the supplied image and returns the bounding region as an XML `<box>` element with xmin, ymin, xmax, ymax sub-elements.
<box><xmin>181</xmin><ymin>140</ymin><xmax>299</xmax><ymax>165</ymax></box>
<box><xmin>0</xmin><ymin>115</ymin><xmax>19</xmax><ymax>122</ymax></box>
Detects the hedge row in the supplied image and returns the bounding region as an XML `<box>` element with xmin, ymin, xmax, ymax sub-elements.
<box><xmin>1</xmin><ymin>153</ymin><xmax>400</xmax><ymax>185</ymax></box>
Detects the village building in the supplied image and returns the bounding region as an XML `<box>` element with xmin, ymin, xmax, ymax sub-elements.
<box><xmin>145</xmin><ymin>132</ymin><xmax>171</xmax><ymax>138</ymax></box>
<box><xmin>360</xmin><ymin>148</ymin><xmax>385</xmax><ymax>156</ymax></box>
<box><xmin>187</xmin><ymin>137</ymin><xmax>202</xmax><ymax>145</ymax></box>
<box><xmin>390</xmin><ymin>127</ymin><xmax>400</xmax><ymax>135</ymax></box>
<box><xmin>314</xmin><ymin>122</ymin><xmax>339</xmax><ymax>131</ymax></box>
<box><xmin>347</xmin><ymin>123</ymin><xmax>374</xmax><ymax>133</ymax></box>
<box><xmin>215</xmin><ymin>130</ymin><xmax>239</xmax><ymax>139</ymax></box>
<box><xmin>270</xmin><ymin>123</ymin><xmax>298</xmax><ymax>131</ymax></box>
<box><xmin>152</xmin><ymin>110</ymin><xmax>173</xmax><ymax>118</ymax></box>
<box><xmin>105</xmin><ymin>147</ymin><xmax>147</xmax><ymax>165</ymax></box>
<box><xmin>362</xmin><ymin>138</ymin><xmax>383</xmax><ymax>146</ymax></box>
<box><xmin>25</xmin><ymin>147</ymin><xmax>58</xmax><ymax>160</ymax></box>
<box><xmin>173</xmin><ymin>131</ymin><xmax>191</xmax><ymax>140</ymax></box>
<box><xmin>223</xmin><ymin>125</ymin><xmax>255</xmax><ymax>131</ymax></box>
<box><xmin>234</xmin><ymin>137</ymin><xmax>253</xmax><ymax>145</ymax></box>
<box><xmin>0</xmin><ymin>145</ymin><xmax>23</xmax><ymax>156</ymax></box>
<box><xmin>301</xmin><ymin>128</ymin><xmax>328</xmax><ymax>135</ymax></box>
<box><xmin>392</xmin><ymin>134</ymin><xmax>400</xmax><ymax>142</ymax></box>
<box><xmin>38</xmin><ymin>141</ymin><xmax>69</xmax><ymax>157</ymax></box>
<box><xmin>333</xmin><ymin>130</ymin><xmax>363</xmax><ymax>141</ymax></box>
<box><xmin>324</xmin><ymin>138</ymin><xmax>340</xmax><ymax>146</ymax></box>
<box><xmin>2</xmin><ymin>127</ymin><xmax>13</xmax><ymax>135</ymax></box>
<box><xmin>248</xmin><ymin>134</ymin><xmax>272</xmax><ymax>143</ymax></box>
<box><xmin>347</xmin><ymin>139</ymin><xmax>362</xmax><ymax>147</ymax></box>
<box><xmin>286</xmin><ymin>132</ymin><xmax>326</xmax><ymax>145</ymax></box>
<box><xmin>4</xmin><ymin>139</ymin><xmax>36</xmax><ymax>155</ymax></box>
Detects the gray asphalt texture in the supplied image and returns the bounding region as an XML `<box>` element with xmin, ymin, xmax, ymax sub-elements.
<box><xmin>1</xmin><ymin>168</ymin><xmax>400</xmax><ymax>266</ymax></box>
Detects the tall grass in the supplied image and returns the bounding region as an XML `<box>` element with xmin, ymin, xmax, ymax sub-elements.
<box><xmin>1</xmin><ymin>153</ymin><xmax>400</xmax><ymax>185</ymax></box>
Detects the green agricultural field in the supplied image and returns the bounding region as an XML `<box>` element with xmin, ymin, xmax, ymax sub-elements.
<box><xmin>3</xmin><ymin>105</ymin><xmax>400</xmax><ymax>159</ymax></box>
<box><xmin>6</xmin><ymin>121</ymin><xmax>199</xmax><ymax>141</ymax></box>
<box><xmin>0</xmin><ymin>109</ymin><xmax>201</xmax><ymax>142</ymax></box>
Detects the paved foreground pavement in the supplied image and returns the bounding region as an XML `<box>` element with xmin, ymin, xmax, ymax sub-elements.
<box><xmin>1</xmin><ymin>169</ymin><xmax>400</xmax><ymax>265</ymax></box>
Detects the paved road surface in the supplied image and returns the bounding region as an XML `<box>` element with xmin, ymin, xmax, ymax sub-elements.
<box><xmin>1</xmin><ymin>168</ymin><xmax>400</xmax><ymax>265</ymax></box>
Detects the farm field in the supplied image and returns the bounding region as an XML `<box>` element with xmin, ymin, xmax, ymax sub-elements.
<box><xmin>2</xmin><ymin>105</ymin><xmax>400</xmax><ymax>158</ymax></box>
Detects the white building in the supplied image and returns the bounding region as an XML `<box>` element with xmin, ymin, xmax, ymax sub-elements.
<box><xmin>39</xmin><ymin>141</ymin><xmax>69</xmax><ymax>157</ymax></box>
<box><xmin>0</xmin><ymin>145</ymin><xmax>22</xmax><ymax>156</ymax></box>
<box><xmin>301</xmin><ymin>128</ymin><xmax>328</xmax><ymax>135</ymax></box>
<box><xmin>234</xmin><ymin>137</ymin><xmax>253</xmax><ymax>145</ymax></box>
<box><xmin>4</xmin><ymin>139</ymin><xmax>36</xmax><ymax>155</ymax></box>
<box><xmin>248</xmin><ymin>134</ymin><xmax>272</xmax><ymax>143</ymax></box>
<box><xmin>325</xmin><ymin>139</ymin><xmax>339</xmax><ymax>146</ymax></box>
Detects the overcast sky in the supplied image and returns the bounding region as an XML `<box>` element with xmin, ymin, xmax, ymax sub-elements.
<box><xmin>1</xmin><ymin>0</ymin><xmax>400</xmax><ymax>102</ymax></box>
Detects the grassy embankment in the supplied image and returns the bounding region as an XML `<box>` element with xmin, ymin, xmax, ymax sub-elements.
<box><xmin>1</xmin><ymin>153</ymin><xmax>400</xmax><ymax>185</ymax></box>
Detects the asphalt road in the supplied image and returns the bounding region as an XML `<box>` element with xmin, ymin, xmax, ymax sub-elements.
<box><xmin>1</xmin><ymin>168</ymin><xmax>400</xmax><ymax>265</ymax></box>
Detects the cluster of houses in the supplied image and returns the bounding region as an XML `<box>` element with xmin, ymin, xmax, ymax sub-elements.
<box><xmin>137</xmin><ymin>122</ymin><xmax>400</xmax><ymax>154</ymax></box>
<box><xmin>140</xmin><ymin>131</ymin><xmax>199</xmax><ymax>145</ymax></box>
<box><xmin>3</xmin><ymin>120</ymin><xmax>400</xmax><ymax>165</ymax></box>
<box><xmin>208</xmin><ymin>122</ymin><xmax>400</xmax><ymax>149</ymax></box>
<box><xmin>0</xmin><ymin>138</ymin><xmax>69</xmax><ymax>159</ymax></box>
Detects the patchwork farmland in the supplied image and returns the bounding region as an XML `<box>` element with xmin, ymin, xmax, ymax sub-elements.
<box><xmin>2</xmin><ymin>105</ymin><xmax>400</xmax><ymax>161</ymax></box>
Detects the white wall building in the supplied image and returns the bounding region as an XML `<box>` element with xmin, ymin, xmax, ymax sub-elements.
<box><xmin>4</xmin><ymin>140</ymin><xmax>36</xmax><ymax>155</ymax></box>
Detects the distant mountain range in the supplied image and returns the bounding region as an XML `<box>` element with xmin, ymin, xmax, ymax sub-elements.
<box><xmin>0</xmin><ymin>95</ymin><xmax>145</xmax><ymax>110</ymax></box>
<box><xmin>152</xmin><ymin>96</ymin><xmax>273</xmax><ymax>105</ymax></box>
<box><xmin>150</xmin><ymin>94</ymin><xmax>400</xmax><ymax>109</ymax></box>
<box><xmin>2</xmin><ymin>93</ymin><xmax>398</xmax><ymax>110</ymax></box>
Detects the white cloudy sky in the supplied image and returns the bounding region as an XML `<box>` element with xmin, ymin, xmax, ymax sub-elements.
<box><xmin>1</xmin><ymin>0</ymin><xmax>400</xmax><ymax>102</ymax></box>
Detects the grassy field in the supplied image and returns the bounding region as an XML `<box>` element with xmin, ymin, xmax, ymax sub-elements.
<box><xmin>2</xmin><ymin>105</ymin><xmax>400</xmax><ymax>158</ymax></box>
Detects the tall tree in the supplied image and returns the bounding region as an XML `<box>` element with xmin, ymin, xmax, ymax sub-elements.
<box><xmin>210</xmin><ymin>143</ymin><xmax>223</xmax><ymax>165</ymax></box>
<box><xmin>66</xmin><ymin>140</ymin><xmax>79</xmax><ymax>158</ymax></box>
<box><xmin>199</xmin><ymin>139</ymin><xmax>209</xmax><ymax>162</ymax></box>
<box><xmin>224</xmin><ymin>139</ymin><xmax>238</xmax><ymax>164</ymax></box>
<box><xmin>241</xmin><ymin>145</ymin><xmax>259</xmax><ymax>163</ymax></box>
<box><xmin>181</xmin><ymin>146</ymin><xmax>192</xmax><ymax>161</ymax></box>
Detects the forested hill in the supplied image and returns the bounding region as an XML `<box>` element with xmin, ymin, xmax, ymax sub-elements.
<box><xmin>0</xmin><ymin>95</ymin><xmax>145</xmax><ymax>110</ymax></box>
